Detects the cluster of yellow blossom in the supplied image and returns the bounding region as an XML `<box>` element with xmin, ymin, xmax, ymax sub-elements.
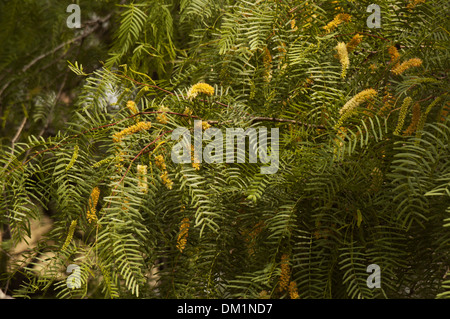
<box><xmin>176</xmin><ymin>217</ymin><xmax>190</xmax><ymax>253</ymax></box>
<box><xmin>92</xmin><ymin>156</ymin><xmax>113</xmax><ymax>169</ymax></box>
<box><xmin>394</xmin><ymin>97</ymin><xmax>413</xmax><ymax>135</ymax></box>
<box><xmin>262</xmin><ymin>47</ymin><xmax>273</xmax><ymax>82</ymax></box>
<box><xmin>279</xmin><ymin>254</ymin><xmax>291</xmax><ymax>292</ymax></box>
<box><xmin>62</xmin><ymin>220</ymin><xmax>77</xmax><ymax>251</ymax></box>
<box><xmin>156</xmin><ymin>105</ymin><xmax>170</xmax><ymax>124</ymax></box>
<box><xmin>336</xmin><ymin>89</ymin><xmax>377</xmax><ymax>128</ymax></box>
<box><xmin>160</xmin><ymin>170</ymin><xmax>173</xmax><ymax>190</ymax></box>
<box><xmin>407</xmin><ymin>0</ymin><xmax>426</xmax><ymax>10</ymax></box>
<box><xmin>126</xmin><ymin>100</ymin><xmax>139</xmax><ymax>115</ymax></box>
<box><xmin>112</xmin><ymin>121</ymin><xmax>152</xmax><ymax>143</ymax></box>
<box><xmin>388</xmin><ymin>46</ymin><xmax>401</xmax><ymax>68</ymax></box>
<box><xmin>290</xmin><ymin>19</ymin><xmax>298</xmax><ymax>31</ymax></box>
<box><xmin>154</xmin><ymin>154</ymin><xmax>173</xmax><ymax>189</ymax></box>
<box><xmin>339</xmin><ymin>89</ymin><xmax>377</xmax><ymax>116</ymax></box>
<box><xmin>288</xmin><ymin>281</ymin><xmax>299</xmax><ymax>299</ymax></box>
<box><xmin>391</xmin><ymin>58</ymin><xmax>423</xmax><ymax>75</ymax></box>
<box><xmin>191</xmin><ymin>145</ymin><xmax>201</xmax><ymax>170</ymax></box>
<box><xmin>183</xmin><ymin>107</ymin><xmax>193</xmax><ymax>116</ymax></box>
<box><xmin>242</xmin><ymin>221</ymin><xmax>264</xmax><ymax>256</ymax></box>
<box><xmin>202</xmin><ymin>121</ymin><xmax>211</xmax><ymax>130</ymax></box>
<box><xmin>346</xmin><ymin>34</ymin><xmax>363</xmax><ymax>53</ymax></box>
<box><xmin>186</xmin><ymin>82</ymin><xmax>215</xmax><ymax>100</ymax></box>
<box><xmin>87</xmin><ymin>187</ymin><xmax>100</xmax><ymax>223</ymax></box>
<box><xmin>137</xmin><ymin>164</ymin><xmax>148</xmax><ymax>194</ymax></box>
<box><xmin>66</xmin><ymin>145</ymin><xmax>79</xmax><ymax>171</ymax></box>
<box><xmin>323</xmin><ymin>13</ymin><xmax>351</xmax><ymax>33</ymax></box>
<box><xmin>155</xmin><ymin>154</ymin><xmax>167</xmax><ymax>170</ymax></box>
<box><xmin>335</xmin><ymin>42</ymin><xmax>349</xmax><ymax>78</ymax></box>
<box><xmin>403</xmin><ymin>103</ymin><xmax>421</xmax><ymax>136</ymax></box>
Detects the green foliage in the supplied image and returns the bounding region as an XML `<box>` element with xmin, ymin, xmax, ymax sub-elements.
<box><xmin>0</xmin><ymin>0</ymin><xmax>449</xmax><ymax>299</ymax></box>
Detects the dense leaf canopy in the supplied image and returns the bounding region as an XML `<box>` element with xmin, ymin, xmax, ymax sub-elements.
<box><xmin>0</xmin><ymin>0</ymin><xmax>449</xmax><ymax>299</ymax></box>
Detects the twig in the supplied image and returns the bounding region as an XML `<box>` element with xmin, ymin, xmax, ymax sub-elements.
<box><xmin>142</xmin><ymin>111</ymin><xmax>324</xmax><ymax>128</ymax></box>
<box><xmin>117</xmin><ymin>74</ymin><xmax>324</xmax><ymax>128</ymax></box>
<box><xmin>11</xmin><ymin>118</ymin><xmax>27</xmax><ymax>150</ymax></box>
<box><xmin>2</xmin><ymin>117</ymin><xmax>28</xmax><ymax>169</ymax></box>
<box><xmin>250</xmin><ymin>116</ymin><xmax>324</xmax><ymax>128</ymax></box>
<box><xmin>22</xmin><ymin>14</ymin><xmax>112</xmax><ymax>73</ymax></box>
<box><xmin>117</xmin><ymin>131</ymin><xmax>169</xmax><ymax>186</ymax></box>
<box><xmin>0</xmin><ymin>13</ymin><xmax>112</xmax><ymax>98</ymax></box>
<box><xmin>331</xmin><ymin>32</ymin><xmax>389</xmax><ymax>42</ymax></box>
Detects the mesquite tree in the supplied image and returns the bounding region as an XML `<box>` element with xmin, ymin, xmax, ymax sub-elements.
<box><xmin>0</xmin><ymin>0</ymin><xmax>449</xmax><ymax>299</ymax></box>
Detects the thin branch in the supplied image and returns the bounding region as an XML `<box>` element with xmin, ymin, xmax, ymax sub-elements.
<box><xmin>103</xmin><ymin>131</ymin><xmax>169</xmax><ymax>210</ymax></box>
<box><xmin>3</xmin><ymin>117</ymin><xmax>28</xmax><ymax>169</ymax></box>
<box><xmin>249</xmin><ymin>116</ymin><xmax>324</xmax><ymax>128</ymax></box>
<box><xmin>331</xmin><ymin>32</ymin><xmax>389</xmax><ymax>42</ymax></box>
<box><xmin>22</xmin><ymin>14</ymin><xmax>112</xmax><ymax>73</ymax></box>
<box><xmin>142</xmin><ymin>111</ymin><xmax>325</xmax><ymax>128</ymax></box>
<box><xmin>0</xmin><ymin>13</ymin><xmax>112</xmax><ymax>98</ymax></box>
<box><xmin>4</xmin><ymin>107</ymin><xmax>324</xmax><ymax>176</ymax></box>
<box><xmin>117</xmin><ymin>74</ymin><xmax>324</xmax><ymax>128</ymax></box>
<box><xmin>11</xmin><ymin>117</ymin><xmax>27</xmax><ymax>150</ymax></box>
<box><xmin>117</xmin><ymin>131</ymin><xmax>169</xmax><ymax>186</ymax></box>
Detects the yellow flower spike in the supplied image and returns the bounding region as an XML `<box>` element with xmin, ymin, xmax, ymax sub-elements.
<box><xmin>339</xmin><ymin>89</ymin><xmax>377</xmax><ymax>116</ymax></box>
<box><xmin>279</xmin><ymin>254</ymin><xmax>290</xmax><ymax>292</ymax></box>
<box><xmin>403</xmin><ymin>103</ymin><xmax>421</xmax><ymax>136</ymax></box>
<box><xmin>335</xmin><ymin>42</ymin><xmax>349</xmax><ymax>78</ymax></box>
<box><xmin>415</xmin><ymin>97</ymin><xmax>442</xmax><ymax>140</ymax></box>
<box><xmin>290</xmin><ymin>19</ymin><xmax>298</xmax><ymax>31</ymax></box>
<box><xmin>186</xmin><ymin>82</ymin><xmax>215</xmax><ymax>100</ymax></box>
<box><xmin>62</xmin><ymin>220</ymin><xmax>77</xmax><ymax>251</ymax></box>
<box><xmin>66</xmin><ymin>145</ymin><xmax>79</xmax><ymax>171</ymax></box>
<box><xmin>92</xmin><ymin>156</ymin><xmax>113</xmax><ymax>168</ymax></box>
<box><xmin>388</xmin><ymin>46</ymin><xmax>401</xmax><ymax>67</ymax></box>
<box><xmin>407</xmin><ymin>0</ymin><xmax>425</xmax><ymax>10</ymax></box>
<box><xmin>160</xmin><ymin>170</ymin><xmax>173</xmax><ymax>190</ymax></box>
<box><xmin>155</xmin><ymin>154</ymin><xmax>167</xmax><ymax>170</ymax></box>
<box><xmin>176</xmin><ymin>218</ymin><xmax>190</xmax><ymax>253</ymax></box>
<box><xmin>394</xmin><ymin>97</ymin><xmax>413</xmax><ymax>135</ymax></box>
<box><xmin>87</xmin><ymin>187</ymin><xmax>100</xmax><ymax>223</ymax></box>
<box><xmin>126</xmin><ymin>100</ymin><xmax>139</xmax><ymax>115</ymax></box>
<box><xmin>335</xmin><ymin>89</ymin><xmax>377</xmax><ymax>129</ymax></box>
<box><xmin>191</xmin><ymin>145</ymin><xmax>201</xmax><ymax>170</ymax></box>
<box><xmin>262</xmin><ymin>47</ymin><xmax>273</xmax><ymax>82</ymax></box>
<box><xmin>243</xmin><ymin>221</ymin><xmax>264</xmax><ymax>256</ymax></box>
<box><xmin>346</xmin><ymin>34</ymin><xmax>363</xmax><ymax>53</ymax></box>
<box><xmin>338</xmin><ymin>13</ymin><xmax>351</xmax><ymax>22</ymax></box>
<box><xmin>288</xmin><ymin>281</ymin><xmax>299</xmax><ymax>299</ymax></box>
<box><xmin>137</xmin><ymin>164</ymin><xmax>148</xmax><ymax>194</ymax></box>
<box><xmin>391</xmin><ymin>58</ymin><xmax>423</xmax><ymax>75</ymax></box>
<box><xmin>112</xmin><ymin>121</ymin><xmax>152</xmax><ymax>143</ymax></box>
<box><xmin>156</xmin><ymin>113</ymin><xmax>168</xmax><ymax>124</ymax></box>
<box><xmin>323</xmin><ymin>13</ymin><xmax>351</xmax><ymax>33</ymax></box>
<box><xmin>202</xmin><ymin>121</ymin><xmax>211</xmax><ymax>130</ymax></box>
<box><xmin>156</xmin><ymin>105</ymin><xmax>169</xmax><ymax>124</ymax></box>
